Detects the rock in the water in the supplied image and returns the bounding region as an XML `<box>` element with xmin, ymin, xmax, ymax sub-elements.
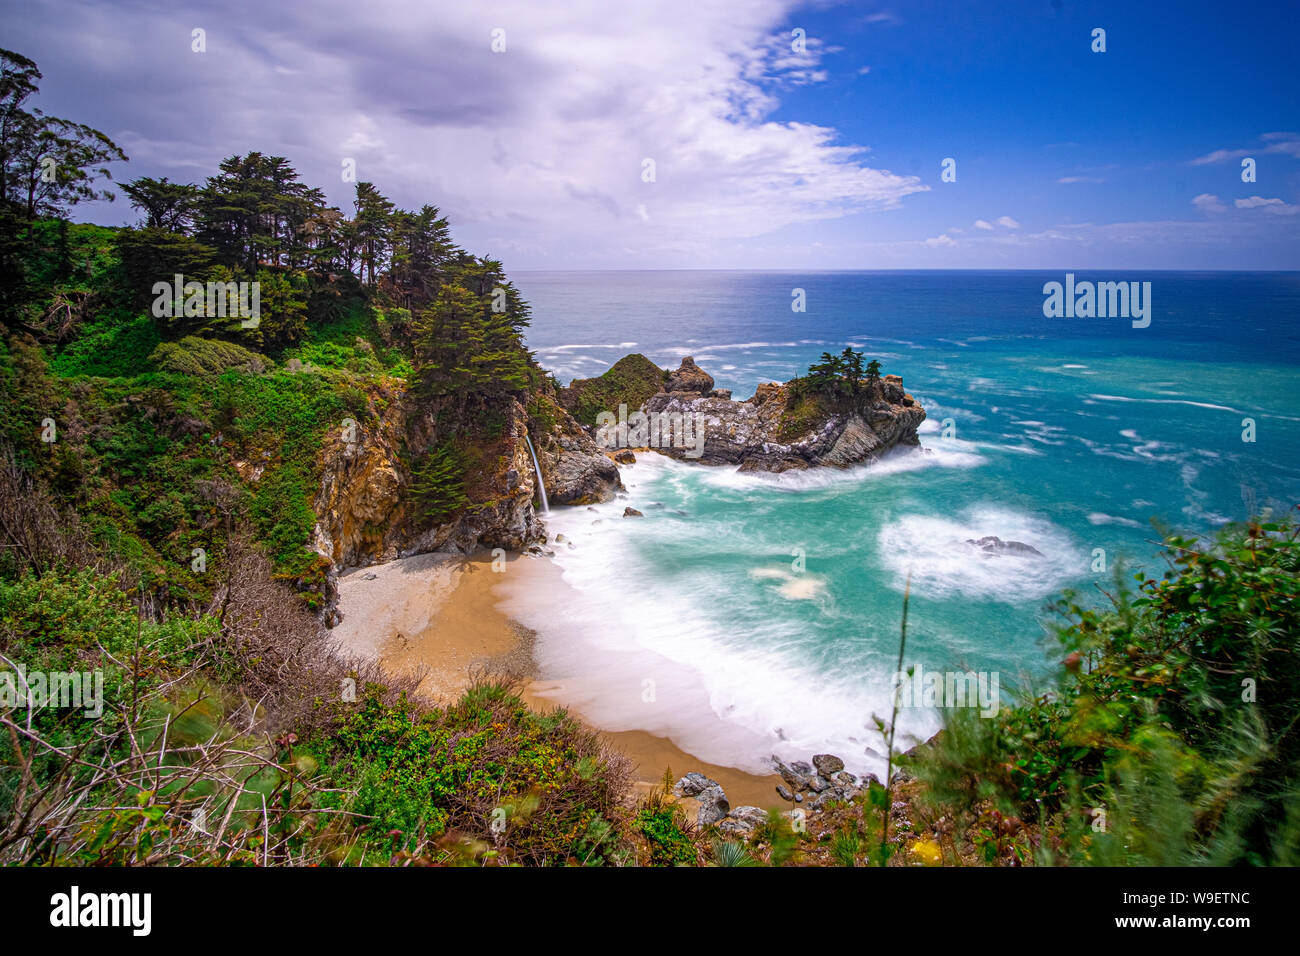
<box><xmin>613</xmin><ymin>450</ymin><xmax>636</xmax><ymax>464</ymax></box>
<box><xmin>641</xmin><ymin>358</ymin><xmax>925</xmax><ymax>472</ymax></box>
<box><xmin>807</xmin><ymin>775</ymin><xmax>832</xmax><ymax>793</ymax></box>
<box><xmin>833</xmin><ymin>771</ymin><xmax>858</xmax><ymax>787</ymax></box>
<box><xmin>665</xmin><ymin>356</ymin><xmax>714</xmax><ymax>395</ymax></box>
<box><xmin>775</xmin><ymin>784</ymin><xmax>795</xmax><ymax>802</ymax></box>
<box><xmin>965</xmin><ymin>535</ymin><xmax>1043</xmax><ymax>557</ymax></box>
<box><xmin>623</xmin><ymin>507</ymin><xmax>643</xmax><ymax>517</ymax></box>
<box><xmin>813</xmin><ymin>754</ymin><xmax>845</xmax><ymax>776</ymax></box>
<box><xmin>546</xmin><ymin>432</ymin><xmax>623</xmax><ymax>505</ymax></box>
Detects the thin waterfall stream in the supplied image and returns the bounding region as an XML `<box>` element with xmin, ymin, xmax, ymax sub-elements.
<box><xmin>523</xmin><ymin>433</ymin><xmax>549</xmax><ymax>513</ymax></box>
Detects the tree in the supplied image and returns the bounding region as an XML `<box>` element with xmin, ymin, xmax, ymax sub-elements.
<box><xmin>197</xmin><ymin>153</ymin><xmax>325</xmax><ymax>274</ymax></box>
<box><xmin>865</xmin><ymin>358</ymin><xmax>882</xmax><ymax>383</ymax></box>
<box><xmin>0</xmin><ymin>49</ymin><xmax>126</xmax><ymax>221</ymax></box>
<box><xmin>352</xmin><ymin>181</ymin><xmax>395</xmax><ymax>286</ymax></box>
<box><xmin>0</xmin><ymin>49</ymin><xmax>125</xmax><ymax>312</ymax></box>
<box><xmin>121</xmin><ymin>177</ymin><xmax>200</xmax><ymax>232</ymax></box>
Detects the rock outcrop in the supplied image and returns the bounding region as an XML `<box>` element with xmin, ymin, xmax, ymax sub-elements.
<box><xmin>635</xmin><ymin>358</ymin><xmax>925</xmax><ymax>472</ymax></box>
<box><xmin>311</xmin><ymin>391</ymin><xmax>549</xmax><ymax>572</ymax></box>
<box><xmin>965</xmin><ymin>536</ymin><xmax>1044</xmax><ymax>557</ymax></box>
<box><xmin>664</xmin><ymin>355</ymin><xmax>714</xmax><ymax>395</ymax></box>
<box><xmin>309</xmin><ymin>377</ymin><xmax>621</xmax><ymax>624</ymax></box>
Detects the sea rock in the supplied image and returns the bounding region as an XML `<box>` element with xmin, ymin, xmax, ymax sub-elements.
<box><xmin>813</xmin><ymin>754</ymin><xmax>845</xmax><ymax>776</ymax></box>
<box><xmin>642</xmin><ymin>358</ymin><xmax>925</xmax><ymax>472</ymax></box>
<box><xmin>664</xmin><ymin>355</ymin><xmax>714</xmax><ymax>395</ymax></box>
<box><xmin>775</xmin><ymin>784</ymin><xmax>795</xmax><ymax>802</ymax></box>
<box><xmin>623</xmin><ymin>507</ymin><xmax>643</xmax><ymax>517</ymax></box>
<box><xmin>544</xmin><ymin>431</ymin><xmax>623</xmax><ymax>505</ymax></box>
<box><xmin>965</xmin><ymin>535</ymin><xmax>1044</xmax><ymax>557</ymax></box>
<box><xmin>833</xmin><ymin>771</ymin><xmax>858</xmax><ymax>788</ymax></box>
<box><xmin>613</xmin><ymin>450</ymin><xmax>636</xmax><ymax>464</ymax></box>
<box><xmin>807</xmin><ymin>775</ymin><xmax>832</xmax><ymax>793</ymax></box>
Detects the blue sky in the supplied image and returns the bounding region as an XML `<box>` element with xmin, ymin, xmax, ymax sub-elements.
<box><xmin>11</xmin><ymin>0</ymin><xmax>1300</xmax><ymax>269</ymax></box>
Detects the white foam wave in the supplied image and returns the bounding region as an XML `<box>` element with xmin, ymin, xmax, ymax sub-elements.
<box><xmin>876</xmin><ymin>507</ymin><xmax>1085</xmax><ymax>602</ymax></box>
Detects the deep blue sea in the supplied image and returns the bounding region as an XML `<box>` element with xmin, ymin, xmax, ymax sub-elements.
<box><xmin>502</xmin><ymin>271</ymin><xmax>1300</xmax><ymax>776</ymax></box>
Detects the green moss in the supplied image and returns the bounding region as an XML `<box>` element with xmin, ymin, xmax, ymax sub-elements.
<box><xmin>560</xmin><ymin>353</ymin><xmax>667</xmax><ymax>426</ymax></box>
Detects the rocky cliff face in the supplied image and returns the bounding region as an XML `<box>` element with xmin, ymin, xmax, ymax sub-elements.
<box><xmin>639</xmin><ymin>357</ymin><xmax>926</xmax><ymax>472</ymax></box>
<box><xmin>309</xmin><ymin>378</ymin><xmax>620</xmax><ymax>623</ymax></box>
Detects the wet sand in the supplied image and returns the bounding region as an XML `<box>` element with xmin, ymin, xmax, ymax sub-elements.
<box><xmin>330</xmin><ymin>549</ymin><xmax>783</xmax><ymax>810</ymax></box>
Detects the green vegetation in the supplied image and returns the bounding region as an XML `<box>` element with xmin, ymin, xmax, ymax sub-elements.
<box><xmin>778</xmin><ymin>347</ymin><xmax>883</xmax><ymax>441</ymax></box>
<box><xmin>310</xmin><ymin>682</ymin><xmax>632</xmax><ymax>865</ymax></box>
<box><xmin>558</xmin><ymin>352</ymin><xmax>667</xmax><ymax>426</ymax></box>
<box><xmin>914</xmin><ymin>514</ymin><xmax>1300</xmax><ymax>866</ymax></box>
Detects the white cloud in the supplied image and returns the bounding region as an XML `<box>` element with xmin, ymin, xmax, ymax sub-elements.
<box><xmin>1057</xmin><ymin>176</ymin><xmax>1105</xmax><ymax>184</ymax></box>
<box><xmin>17</xmin><ymin>0</ymin><xmax>928</xmax><ymax>268</ymax></box>
<box><xmin>1192</xmin><ymin>193</ymin><xmax>1227</xmax><ymax>214</ymax></box>
<box><xmin>996</xmin><ymin>216</ymin><xmax>1020</xmax><ymax>229</ymax></box>
<box><xmin>973</xmin><ymin>219</ymin><xmax>994</xmax><ymax>230</ymax></box>
<box><xmin>1190</xmin><ymin>132</ymin><xmax>1300</xmax><ymax>165</ymax></box>
<box><xmin>1235</xmin><ymin>195</ymin><xmax>1300</xmax><ymax>215</ymax></box>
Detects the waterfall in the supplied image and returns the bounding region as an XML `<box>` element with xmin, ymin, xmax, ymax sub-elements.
<box><xmin>523</xmin><ymin>433</ymin><xmax>550</xmax><ymax>513</ymax></box>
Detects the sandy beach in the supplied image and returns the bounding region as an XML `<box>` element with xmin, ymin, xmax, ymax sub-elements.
<box><xmin>330</xmin><ymin>549</ymin><xmax>783</xmax><ymax>810</ymax></box>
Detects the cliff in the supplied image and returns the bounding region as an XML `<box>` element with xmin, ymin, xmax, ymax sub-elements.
<box><xmin>309</xmin><ymin>376</ymin><xmax>621</xmax><ymax>620</ymax></box>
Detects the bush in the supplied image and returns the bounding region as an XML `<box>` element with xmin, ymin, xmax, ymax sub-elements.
<box><xmin>311</xmin><ymin>681</ymin><xmax>633</xmax><ymax>865</ymax></box>
<box><xmin>150</xmin><ymin>336</ymin><xmax>270</xmax><ymax>376</ymax></box>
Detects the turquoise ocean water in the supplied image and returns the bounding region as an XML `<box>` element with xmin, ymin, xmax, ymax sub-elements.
<box><xmin>500</xmin><ymin>271</ymin><xmax>1300</xmax><ymax>776</ymax></box>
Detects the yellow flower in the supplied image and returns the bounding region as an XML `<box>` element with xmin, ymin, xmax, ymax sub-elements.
<box><xmin>909</xmin><ymin>839</ymin><xmax>943</xmax><ymax>866</ymax></box>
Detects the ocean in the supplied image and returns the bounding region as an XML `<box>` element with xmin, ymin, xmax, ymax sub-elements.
<box><xmin>501</xmin><ymin>270</ymin><xmax>1300</xmax><ymax>777</ymax></box>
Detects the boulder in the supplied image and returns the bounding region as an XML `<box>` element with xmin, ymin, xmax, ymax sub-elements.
<box><xmin>725</xmin><ymin>806</ymin><xmax>769</xmax><ymax>833</ymax></box>
<box><xmin>813</xmin><ymin>754</ymin><xmax>845</xmax><ymax>776</ymax></box>
<box><xmin>673</xmin><ymin>771</ymin><xmax>714</xmax><ymax>797</ymax></box>
<box><xmin>664</xmin><ymin>356</ymin><xmax>714</xmax><ymax>395</ymax></box>
<box><xmin>965</xmin><ymin>535</ymin><xmax>1043</xmax><ymax>557</ymax></box>
<box><xmin>623</xmin><ymin>507</ymin><xmax>643</xmax><ymax>517</ymax></box>
<box><xmin>696</xmin><ymin>784</ymin><xmax>730</xmax><ymax>827</ymax></box>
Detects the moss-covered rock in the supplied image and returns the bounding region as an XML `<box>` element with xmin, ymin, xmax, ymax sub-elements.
<box><xmin>558</xmin><ymin>353</ymin><xmax>667</xmax><ymax>425</ymax></box>
<box><xmin>150</xmin><ymin>335</ymin><xmax>270</xmax><ymax>375</ymax></box>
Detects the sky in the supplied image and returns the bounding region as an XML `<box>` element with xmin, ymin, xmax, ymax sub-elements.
<box><xmin>7</xmin><ymin>0</ymin><xmax>1299</xmax><ymax>270</ymax></box>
